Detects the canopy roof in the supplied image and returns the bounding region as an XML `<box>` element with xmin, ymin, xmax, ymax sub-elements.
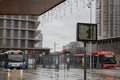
<box><xmin>0</xmin><ymin>0</ymin><xmax>65</xmax><ymax>15</ymax></box>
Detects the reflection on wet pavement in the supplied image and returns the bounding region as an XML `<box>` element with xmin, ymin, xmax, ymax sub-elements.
<box><xmin>91</xmin><ymin>69</ymin><xmax>120</xmax><ymax>80</ymax></box>
<box><xmin>0</xmin><ymin>68</ymin><xmax>85</xmax><ymax>80</ymax></box>
<box><xmin>1</xmin><ymin>67</ymin><xmax>120</xmax><ymax>80</ymax></box>
<box><xmin>7</xmin><ymin>69</ymin><xmax>23</xmax><ymax>80</ymax></box>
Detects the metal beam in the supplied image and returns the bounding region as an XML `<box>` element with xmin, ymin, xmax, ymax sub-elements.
<box><xmin>0</xmin><ymin>0</ymin><xmax>66</xmax><ymax>15</ymax></box>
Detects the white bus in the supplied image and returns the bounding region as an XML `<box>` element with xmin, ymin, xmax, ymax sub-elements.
<box><xmin>4</xmin><ymin>50</ymin><xmax>25</xmax><ymax>69</ymax></box>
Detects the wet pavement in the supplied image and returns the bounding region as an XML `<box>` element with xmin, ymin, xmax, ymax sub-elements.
<box><xmin>0</xmin><ymin>66</ymin><xmax>120</xmax><ymax>80</ymax></box>
<box><xmin>90</xmin><ymin>69</ymin><xmax>120</xmax><ymax>80</ymax></box>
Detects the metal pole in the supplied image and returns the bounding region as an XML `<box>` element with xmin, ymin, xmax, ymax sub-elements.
<box><xmin>66</xmin><ymin>54</ymin><xmax>70</xmax><ymax>70</ymax></box>
<box><xmin>90</xmin><ymin>0</ymin><xmax>92</xmax><ymax>24</ymax></box>
<box><xmin>89</xmin><ymin>42</ymin><xmax>92</xmax><ymax>79</ymax></box>
<box><xmin>26</xmin><ymin>52</ymin><xmax>29</xmax><ymax>69</ymax></box>
<box><xmin>42</xmin><ymin>52</ymin><xmax>46</xmax><ymax>68</ymax></box>
<box><xmin>89</xmin><ymin>0</ymin><xmax>92</xmax><ymax>69</ymax></box>
<box><xmin>84</xmin><ymin>42</ymin><xmax>87</xmax><ymax>80</ymax></box>
<box><xmin>90</xmin><ymin>42</ymin><xmax>92</xmax><ymax>69</ymax></box>
<box><xmin>90</xmin><ymin>0</ymin><xmax>92</xmax><ymax>68</ymax></box>
<box><xmin>34</xmin><ymin>51</ymin><xmax>36</xmax><ymax>69</ymax></box>
<box><xmin>54</xmin><ymin>42</ymin><xmax>56</xmax><ymax>52</ymax></box>
<box><xmin>96</xmin><ymin>42</ymin><xmax>100</xmax><ymax>68</ymax></box>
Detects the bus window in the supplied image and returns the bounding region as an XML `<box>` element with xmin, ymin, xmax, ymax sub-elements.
<box><xmin>104</xmin><ymin>57</ymin><xmax>116</xmax><ymax>64</ymax></box>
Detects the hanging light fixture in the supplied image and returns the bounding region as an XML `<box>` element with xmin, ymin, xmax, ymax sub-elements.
<box><xmin>39</xmin><ymin>0</ymin><xmax>95</xmax><ymax>26</ymax></box>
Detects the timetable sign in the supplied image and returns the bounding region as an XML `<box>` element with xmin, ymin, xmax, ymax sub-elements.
<box><xmin>76</xmin><ymin>23</ymin><xmax>97</xmax><ymax>41</ymax></box>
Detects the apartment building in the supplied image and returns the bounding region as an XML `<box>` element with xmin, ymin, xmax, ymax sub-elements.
<box><xmin>96</xmin><ymin>0</ymin><xmax>120</xmax><ymax>39</ymax></box>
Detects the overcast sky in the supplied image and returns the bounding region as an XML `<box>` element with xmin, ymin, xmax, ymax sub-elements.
<box><xmin>38</xmin><ymin>0</ymin><xmax>96</xmax><ymax>52</ymax></box>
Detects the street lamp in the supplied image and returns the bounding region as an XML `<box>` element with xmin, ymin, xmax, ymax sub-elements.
<box><xmin>87</xmin><ymin>0</ymin><xmax>94</xmax><ymax>79</ymax></box>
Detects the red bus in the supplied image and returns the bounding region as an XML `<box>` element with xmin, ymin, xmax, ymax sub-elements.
<box><xmin>86</xmin><ymin>51</ymin><xmax>116</xmax><ymax>69</ymax></box>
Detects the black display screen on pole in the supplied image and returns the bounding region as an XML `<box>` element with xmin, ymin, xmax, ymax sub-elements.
<box><xmin>76</xmin><ymin>23</ymin><xmax>97</xmax><ymax>41</ymax></box>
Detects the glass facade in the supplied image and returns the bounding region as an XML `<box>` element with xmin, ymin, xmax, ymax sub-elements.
<box><xmin>25</xmin><ymin>15</ymin><xmax>29</xmax><ymax>48</ymax></box>
<box><xmin>0</xmin><ymin>15</ymin><xmax>39</xmax><ymax>49</ymax></box>
<box><xmin>11</xmin><ymin>15</ymin><xmax>14</xmax><ymax>47</ymax></box>
<box><xmin>18</xmin><ymin>15</ymin><xmax>22</xmax><ymax>48</ymax></box>
<box><xmin>3</xmin><ymin>15</ymin><xmax>7</xmax><ymax>47</ymax></box>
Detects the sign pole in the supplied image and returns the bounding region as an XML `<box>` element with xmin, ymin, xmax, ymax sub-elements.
<box><xmin>84</xmin><ymin>42</ymin><xmax>87</xmax><ymax>80</ymax></box>
<box><xmin>76</xmin><ymin>22</ymin><xmax>97</xmax><ymax>80</ymax></box>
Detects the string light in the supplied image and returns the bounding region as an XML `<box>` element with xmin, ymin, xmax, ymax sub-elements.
<box><xmin>39</xmin><ymin>0</ymin><xmax>95</xmax><ymax>26</ymax></box>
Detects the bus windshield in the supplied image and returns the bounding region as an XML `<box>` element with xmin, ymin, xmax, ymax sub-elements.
<box><xmin>104</xmin><ymin>57</ymin><xmax>116</xmax><ymax>64</ymax></box>
<box><xmin>8</xmin><ymin>54</ymin><xmax>24</xmax><ymax>62</ymax></box>
<box><xmin>7</xmin><ymin>51</ymin><xmax>24</xmax><ymax>62</ymax></box>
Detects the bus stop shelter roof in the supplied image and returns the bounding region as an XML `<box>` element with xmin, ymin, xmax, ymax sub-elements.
<box><xmin>0</xmin><ymin>0</ymin><xmax>66</xmax><ymax>15</ymax></box>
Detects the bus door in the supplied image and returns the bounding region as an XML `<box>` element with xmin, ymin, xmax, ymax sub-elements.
<box><xmin>93</xmin><ymin>52</ymin><xmax>99</xmax><ymax>68</ymax></box>
<box><xmin>86</xmin><ymin>53</ymin><xmax>99</xmax><ymax>68</ymax></box>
